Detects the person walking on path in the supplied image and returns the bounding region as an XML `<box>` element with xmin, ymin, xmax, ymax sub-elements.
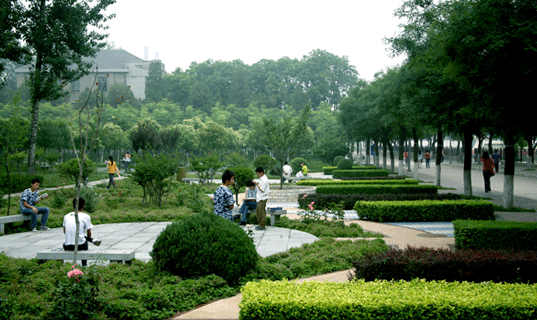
<box><xmin>123</xmin><ymin>152</ymin><xmax>132</xmax><ymax>172</ymax></box>
<box><xmin>213</xmin><ymin>169</ymin><xmax>235</xmax><ymax>222</ymax></box>
<box><xmin>481</xmin><ymin>151</ymin><xmax>495</xmax><ymax>193</ymax></box>
<box><xmin>424</xmin><ymin>150</ymin><xmax>431</xmax><ymax>168</ymax></box>
<box><xmin>492</xmin><ymin>149</ymin><xmax>501</xmax><ymax>173</ymax></box>
<box><xmin>20</xmin><ymin>178</ymin><xmax>50</xmax><ymax>232</ymax></box>
<box><xmin>106</xmin><ymin>156</ymin><xmax>121</xmax><ymax>189</ymax></box>
<box><xmin>254</xmin><ymin>167</ymin><xmax>269</xmax><ymax>230</ymax></box>
<box><xmin>238</xmin><ymin>180</ymin><xmax>257</xmax><ymax>225</ymax></box>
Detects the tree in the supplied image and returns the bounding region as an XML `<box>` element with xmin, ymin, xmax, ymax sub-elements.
<box><xmin>189</xmin><ymin>153</ymin><xmax>223</xmax><ymax>185</ymax></box>
<box><xmin>130</xmin><ymin>152</ymin><xmax>179</xmax><ymax>206</ymax></box>
<box><xmin>145</xmin><ymin>60</ymin><xmax>166</xmax><ymax>102</ymax></box>
<box><xmin>129</xmin><ymin>120</ymin><xmax>161</xmax><ymax>151</ymax></box>
<box><xmin>0</xmin><ymin>0</ymin><xmax>26</xmax><ymax>88</ymax></box>
<box><xmin>228</xmin><ymin>166</ymin><xmax>255</xmax><ymax>204</ymax></box>
<box><xmin>19</xmin><ymin>0</ymin><xmax>115</xmax><ymax>174</ymax></box>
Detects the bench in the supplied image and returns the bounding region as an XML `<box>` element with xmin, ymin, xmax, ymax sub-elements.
<box><xmin>0</xmin><ymin>214</ymin><xmax>42</xmax><ymax>234</ymax></box>
<box><xmin>37</xmin><ymin>249</ymin><xmax>135</xmax><ymax>264</ymax></box>
<box><xmin>269</xmin><ymin>209</ymin><xmax>287</xmax><ymax>226</ymax></box>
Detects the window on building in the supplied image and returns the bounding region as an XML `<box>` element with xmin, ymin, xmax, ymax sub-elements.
<box><xmin>97</xmin><ymin>76</ymin><xmax>108</xmax><ymax>92</ymax></box>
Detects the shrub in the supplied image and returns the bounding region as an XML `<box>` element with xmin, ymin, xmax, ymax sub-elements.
<box><xmin>323</xmin><ymin>165</ymin><xmax>379</xmax><ymax>175</ymax></box>
<box><xmin>454</xmin><ymin>220</ymin><xmax>537</xmax><ymax>251</ymax></box>
<box><xmin>151</xmin><ymin>213</ymin><xmax>258</xmax><ymax>284</ymax></box>
<box><xmin>0</xmin><ymin>173</ymin><xmax>45</xmax><ymax>194</ymax></box>
<box><xmin>298</xmin><ymin>193</ymin><xmax>469</xmax><ymax>210</ymax></box>
<box><xmin>131</xmin><ymin>152</ymin><xmax>179</xmax><ymax>206</ymax></box>
<box><xmin>336</xmin><ymin>158</ymin><xmax>353</xmax><ymax>170</ymax></box>
<box><xmin>228</xmin><ymin>166</ymin><xmax>255</xmax><ymax>203</ymax></box>
<box><xmin>290</xmin><ymin>157</ymin><xmax>307</xmax><ymax>174</ymax></box>
<box><xmin>352</xmin><ymin>246</ymin><xmax>537</xmax><ymax>283</ymax></box>
<box><xmin>297</xmin><ymin>179</ymin><xmax>420</xmax><ymax>187</ymax></box>
<box><xmin>189</xmin><ymin>153</ymin><xmax>223</xmax><ymax>184</ymax></box>
<box><xmin>316</xmin><ymin>184</ymin><xmax>438</xmax><ymax>195</ymax></box>
<box><xmin>332</xmin><ymin>169</ymin><xmax>390</xmax><ymax>179</ymax></box>
<box><xmin>253</xmin><ymin>155</ymin><xmax>276</xmax><ymax>172</ymax></box>
<box><xmin>354</xmin><ymin>199</ymin><xmax>494</xmax><ymax>222</ymax></box>
<box><xmin>57</xmin><ymin>158</ymin><xmax>96</xmax><ymax>185</ymax></box>
<box><xmin>333</xmin><ymin>156</ymin><xmax>345</xmax><ymax>166</ymax></box>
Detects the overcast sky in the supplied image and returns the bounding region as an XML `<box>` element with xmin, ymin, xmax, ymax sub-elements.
<box><xmin>105</xmin><ymin>0</ymin><xmax>408</xmax><ymax>81</ymax></box>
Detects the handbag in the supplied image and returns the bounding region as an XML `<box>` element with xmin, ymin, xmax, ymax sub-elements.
<box><xmin>490</xmin><ymin>167</ymin><xmax>495</xmax><ymax>176</ymax></box>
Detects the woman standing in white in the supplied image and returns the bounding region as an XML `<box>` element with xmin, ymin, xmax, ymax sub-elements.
<box><xmin>254</xmin><ymin>167</ymin><xmax>270</xmax><ymax>230</ymax></box>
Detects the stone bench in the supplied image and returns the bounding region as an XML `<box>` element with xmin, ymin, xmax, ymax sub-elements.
<box><xmin>37</xmin><ymin>249</ymin><xmax>135</xmax><ymax>264</ymax></box>
<box><xmin>269</xmin><ymin>209</ymin><xmax>287</xmax><ymax>226</ymax></box>
<box><xmin>0</xmin><ymin>214</ymin><xmax>42</xmax><ymax>234</ymax></box>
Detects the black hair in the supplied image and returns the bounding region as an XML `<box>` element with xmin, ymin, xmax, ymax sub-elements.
<box><xmin>72</xmin><ymin>197</ymin><xmax>86</xmax><ymax>210</ymax></box>
<box><xmin>255</xmin><ymin>167</ymin><xmax>264</xmax><ymax>173</ymax></box>
<box><xmin>222</xmin><ymin>169</ymin><xmax>235</xmax><ymax>184</ymax></box>
<box><xmin>246</xmin><ymin>179</ymin><xmax>255</xmax><ymax>187</ymax></box>
<box><xmin>109</xmin><ymin>155</ymin><xmax>114</xmax><ymax>165</ymax></box>
<box><xmin>482</xmin><ymin>151</ymin><xmax>490</xmax><ymax>159</ymax></box>
<box><xmin>31</xmin><ymin>178</ymin><xmax>42</xmax><ymax>184</ymax></box>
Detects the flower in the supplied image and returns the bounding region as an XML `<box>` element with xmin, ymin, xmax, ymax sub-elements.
<box><xmin>302</xmin><ymin>194</ymin><xmax>308</xmax><ymax>199</ymax></box>
<box><xmin>67</xmin><ymin>268</ymin><xmax>84</xmax><ymax>278</ymax></box>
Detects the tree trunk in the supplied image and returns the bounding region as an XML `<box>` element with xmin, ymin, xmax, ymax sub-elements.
<box><xmin>382</xmin><ymin>141</ymin><xmax>387</xmax><ymax>170</ymax></box>
<box><xmin>398</xmin><ymin>134</ymin><xmax>405</xmax><ymax>176</ymax></box>
<box><xmin>388</xmin><ymin>141</ymin><xmax>395</xmax><ymax>173</ymax></box>
<box><xmin>365</xmin><ymin>138</ymin><xmax>371</xmax><ymax>166</ymax></box>
<box><xmin>463</xmin><ymin>129</ymin><xmax>473</xmax><ymax>197</ymax></box>
<box><xmin>435</xmin><ymin>126</ymin><xmax>443</xmax><ymax>187</ymax></box>
<box><xmin>413</xmin><ymin>129</ymin><xmax>419</xmax><ymax>180</ymax></box>
<box><xmin>503</xmin><ymin>138</ymin><xmax>515</xmax><ymax>208</ymax></box>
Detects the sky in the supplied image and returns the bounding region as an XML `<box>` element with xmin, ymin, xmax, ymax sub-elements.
<box><xmin>104</xmin><ymin>0</ymin><xmax>408</xmax><ymax>81</ymax></box>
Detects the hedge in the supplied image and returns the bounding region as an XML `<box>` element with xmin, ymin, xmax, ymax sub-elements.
<box><xmin>316</xmin><ymin>184</ymin><xmax>438</xmax><ymax>195</ymax></box>
<box><xmin>323</xmin><ymin>165</ymin><xmax>379</xmax><ymax>175</ymax></box>
<box><xmin>354</xmin><ymin>200</ymin><xmax>494</xmax><ymax>222</ymax></box>
<box><xmin>454</xmin><ymin>220</ymin><xmax>537</xmax><ymax>251</ymax></box>
<box><xmin>332</xmin><ymin>169</ymin><xmax>390</xmax><ymax>179</ymax></box>
<box><xmin>0</xmin><ymin>174</ymin><xmax>45</xmax><ymax>194</ymax></box>
<box><xmin>352</xmin><ymin>246</ymin><xmax>537</xmax><ymax>283</ymax></box>
<box><xmin>298</xmin><ymin>193</ymin><xmax>471</xmax><ymax>210</ymax></box>
<box><xmin>240</xmin><ymin>280</ymin><xmax>537</xmax><ymax>320</ymax></box>
<box><xmin>297</xmin><ymin>179</ymin><xmax>419</xmax><ymax>187</ymax></box>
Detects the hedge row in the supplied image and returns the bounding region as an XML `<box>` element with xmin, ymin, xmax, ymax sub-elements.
<box><xmin>316</xmin><ymin>184</ymin><xmax>438</xmax><ymax>195</ymax></box>
<box><xmin>0</xmin><ymin>174</ymin><xmax>45</xmax><ymax>194</ymax></box>
<box><xmin>332</xmin><ymin>169</ymin><xmax>390</xmax><ymax>179</ymax></box>
<box><xmin>352</xmin><ymin>246</ymin><xmax>537</xmax><ymax>283</ymax></box>
<box><xmin>240</xmin><ymin>280</ymin><xmax>537</xmax><ymax>320</ymax></box>
<box><xmin>296</xmin><ymin>179</ymin><xmax>419</xmax><ymax>187</ymax></box>
<box><xmin>323</xmin><ymin>165</ymin><xmax>379</xmax><ymax>175</ymax></box>
<box><xmin>454</xmin><ymin>220</ymin><xmax>537</xmax><ymax>251</ymax></box>
<box><xmin>354</xmin><ymin>200</ymin><xmax>494</xmax><ymax>222</ymax></box>
<box><xmin>297</xmin><ymin>193</ymin><xmax>470</xmax><ymax>210</ymax></box>
<box><xmin>340</xmin><ymin>175</ymin><xmax>405</xmax><ymax>181</ymax></box>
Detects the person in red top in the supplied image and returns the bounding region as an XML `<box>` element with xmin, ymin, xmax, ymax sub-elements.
<box><xmin>480</xmin><ymin>151</ymin><xmax>495</xmax><ymax>193</ymax></box>
<box><xmin>424</xmin><ymin>150</ymin><xmax>431</xmax><ymax>168</ymax></box>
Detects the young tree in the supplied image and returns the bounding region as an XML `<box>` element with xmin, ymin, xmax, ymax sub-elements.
<box><xmin>19</xmin><ymin>0</ymin><xmax>115</xmax><ymax>174</ymax></box>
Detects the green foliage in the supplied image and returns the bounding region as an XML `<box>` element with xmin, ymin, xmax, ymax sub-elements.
<box><xmin>57</xmin><ymin>158</ymin><xmax>96</xmax><ymax>185</ymax></box>
<box><xmin>79</xmin><ymin>187</ymin><xmax>100</xmax><ymax>213</ymax></box>
<box><xmin>253</xmin><ymin>155</ymin><xmax>276</xmax><ymax>172</ymax></box>
<box><xmin>240</xmin><ymin>279</ymin><xmax>537</xmax><ymax>320</ymax></box>
<box><xmin>225</xmin><ymin>152</ymin><xmax>249</xmax><ymax>167</ymax></box>
<box><xmin>336</xmin><ymin>158</ymin><xmax>353</xmax><ymax>169</ymax></box>
<box><xmin>297</xmin><ymin>179</ymin><xmax>420</xmax><ymax>187</ymax></box>
<box><xmin>174</xmin><ymin>183</ymin><xmax>213</xmax><ymax>214</ymax></box>
<box><xmin>189</xmin><ymin>153</ymin><xmax>223</xmax><ymax>184</ymax></box>
<box><xmin>355</xmin><ymin>200</ymin><xmax>494</xmax><ymax>222</ymax></box>
<box><xmin>317</xmin><ymin>184</ymin><xmax>438</xmax><ymax>195</ymax></box>
<box><xmin>290</xmin><ymin>157</ymin><xmax>307</xmax><ymax>174</ymax></box>
<box><xmin>332</xmin><ymin>169</ymin><xmax>390</xmax><ymax>179</ymax></box>
<box><xmin>228</xmin><ymin>166</ymin><xmax>255</xmax><ymax>203</ymax></box>
<box><xmin>151</xmin><ymin>213</ymin><xmax>258</xmax><ymax>284</ymax></box>
<box><xmin>130</xmin><ymin>152</ymin><xmax>179</xmax><ymax>206</ymax></box>
<box><xmin>322</xmin><ymin>165</ymin><xmax>379</xmax><ymax>174</ymax></box>
<box><xmin>333</xmin><ymin>156</ymin><xmax>345</xmax><ymax>166</ymax></box>
<box><xmin>129</xmin><ymin>120</ymin><xmax>161</xmax><ymax>151</ymax></box>
<box><xmin>0</xmin><ymin>173</ymin><xmax>45</xmax><ymax>194</ymax></box>
<box><xmin>454</xmin><ymin>220</ymin><xmax>537</xmax><ymax>251</ymax></box>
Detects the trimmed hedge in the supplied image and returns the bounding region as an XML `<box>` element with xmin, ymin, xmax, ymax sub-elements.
<box><xmin>332</xmin><ymin>169</ymin><xmax>390</xmax><ymax>179</ymax></box>
<box><xmin>354</xmin><ymin>200</ymin><xmax>494</xmax><ymax>222</ymax></box>
<box><xmin>322</xmin><ymin>165</ymin><xmax>379</xmax><ymax>175</ymax></box>
<box><xmin>454</xmin><ymin>220</ymin><xmax>537</xmax><ymax>251</ymax></box>
<box><xmin>240</xmin><ymin>280</ymin><xmax>537</xmax><ymax>320</ymax></box>
<box><xmin>352</xmin><ymin>246</ymin><xmax>537</xmax><ymax>283</ymax></box>
<box><xmin>297</xmin><ymin>179</ymin><xmax>420</xmax><ymax>187</ymax></box>
<box><xmin>298</xmin><ymin>193</ymin><xmax>470</xmax><ymax>210</ymax></box>
<box><xmin>316</xmin><ymin>184</ymin><xmax>438</xmax><ymax>195</ymax></box>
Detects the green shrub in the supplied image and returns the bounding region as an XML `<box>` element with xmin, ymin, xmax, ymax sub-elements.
<box><xmin>151</xmin><ymin>213</ymin><xmax>258</xmax><ymax>284</ymax></box>
<box><xmin>323</xmin><ymin>166</ymin><xmax>379</xmax><ymax>175</ymax></box>
<box><xmin>352</xmin><ymin>246</ymin><xmax>537</xmax><ymax>283</ymax></box>
<box><xmin>239</xmin><ymin>279</ymin><xmax>537</xmax><ymax>320</ymax></box>
<box><xmin>297</xmin><ymin>179</ymin><xmax>420</xmax><ymax>186</ymax></box>
<box><xmin>333</xmin><ymin>156</ymin><xmax>345</xmax><ymax>166</ymax></box>
<box><xmin>332</xmin><ymin>169</ymin><xmax>390</xmax><ymax>178</ymax></box>
<box><xmin>336</xmin><ymin>158</ymin><xmax>353</xmax><ymax>170</ymax></box>
<box><xmin>316</xmin><ymin>184</ymin><xmax>438</xmax><ymax>195</ymax></box>
<box><xmin>354</xmin><ymin>199</ymin><xmax>494</xmax><ymax>222</ymax></box>
<box><xmin>253</xmin><ymin>155</ymin><xmax>276</xmax><ymax>172</ymax></box>
<box><xmin>57</xmin><ymin>158</ymin><xmax>96</xmax><ymax>185</ymax></box>
<box><xmin>228</xmin><ymin>166</ymin><xmax>255</xmax><ymax>203</ymax></box>
<box><xmin>131</xmin><ymin>152</ymin><xmax>179</xmax><ymax>206</ymax></box>
<box><xmin>0</xmin><ymin>173</ymin><xmax>45</xmax><ymax>194</ymax></box>
<box><xmin>290</xmin><ymin>157</ymin><xmax>307</xmax><ymax>174</ymax></box>
<box><xmin>454</xmin><ymin>220</ymin><xmax>537</xmax><ymax>251</ymax></box>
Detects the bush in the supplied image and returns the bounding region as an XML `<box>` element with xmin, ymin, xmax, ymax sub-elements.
<box><xmin>57</xmin><ymin>158</ymin><xmax>96</xmax><ymax>185</ymax></box>
<box><xmin>354</xmin><ymin>199</ymin><xmax>494</xmax><ymax>222</ymax></box>
<box><xmin>316</xmin><ymin>184</ymin><xmax>438</xmax><ymax>195</ymax></box>
<box><xmin>290</xmin><ymin>157</ymin><xmax>307</xmax><ymax>175</ymax></box>
<box><xmin>253</xmin><ymin>155</ymin><xmax>276</xmax><ymax>172</ymax></box>
<box><xmin>454</xmin><ymin>220</ymin><xmax>537</xmax><ymax>251</ymax></box>
<box><xmin>298</xmin><ymin>193</ymin><xmax>469</xmax><ymax>210</ymax></box>
<box><xmin>323</xmin><ymin>165</ymin><xmax>379</xmax><ymax>175</ymax></box>
<box><xmin>333</xmin><ymin>156</ymin><xmax>345</xmax><ymax>166</ymax></box>
<box><xmin>151</xmin><ymin>213</ymin><xmax>258</xmax><ymax>284</ymax></box>
<box><xmin>332</xmin><ymin>169</ymin><xmax>390</xmax><ymax>179</ymax></box>
<box><xmin>131</xmin><ymin>152</ymin><xmax>179</xmax><ymax>206</ymax></box>
<box><xmin>352</xmin><ymin>246</ymin><xmax>537</xmax><ymax>283</ymax></box>
<box><xmin>336</xmin><ymin>158</ymin><xmax>353</xmax><ymax>170</ymax></box>
<box><xmin>228</xmin><ymin>166</ymin><xmax>255</xmax><ymax>203</ymax></box>
<box><xmin>0</xmin><ymin>173</ymin><xmax>45</xmax><ymax>194</ymax></box>
<box><xmin>297</xmin><ymin>179</ymin><xmax>420</xmax><ymax>187</ymax></box>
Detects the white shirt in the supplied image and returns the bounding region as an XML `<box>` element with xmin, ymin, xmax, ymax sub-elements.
<box><xmin>63</xmin><ymin>211</ymin><xmax>93</xmax><ymax>246</ymax></box>
<box><xmin>282</xmin><ymin>164</ymin><xmax>293</xmax><ymax>178</ymax></box>
<box><xmin>256</xmin><ymin>174</ymin><xmax>270</xmax><ymax>202</ymax></box>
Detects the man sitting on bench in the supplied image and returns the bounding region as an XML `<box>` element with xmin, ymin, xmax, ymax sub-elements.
<box><xmin>20</xmin><ymin>178</ymin><xmax>50</xmax><ymax>232</ymax></box>
<box><xmin>63</xmin><ymin>198</ymin><xmax>100</xmax><ymax>267</ymax></box>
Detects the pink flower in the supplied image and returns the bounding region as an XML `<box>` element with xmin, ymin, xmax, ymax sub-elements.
<box><xmin>302</xmin><ymin>194</ymin><xmax>308</xmax><ymax>199</ymax></box>
<box><xmin>308</xmin><ymin>204</ymin><xmax>314</xmax><ymax>210</ymax></box>
<box><xmin>67</xmin><ymin>269</ymin><xmax>84</xmax><ymax>278</ymax></box>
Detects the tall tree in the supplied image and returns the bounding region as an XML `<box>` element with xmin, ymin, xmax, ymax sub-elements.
<box><xmin>19</xmin><ymin>0</ymin><xmax>115</xmax><ymax>174</ymax></box>
<box><xmin>145</xmin><ymin>60</ymin><xmax>166</xmax><ymax>102</ymax></box>
<box><xmin>0</xmin><ymin>0</ymin><xmax>26</xmax><ymax>87</ymax></box>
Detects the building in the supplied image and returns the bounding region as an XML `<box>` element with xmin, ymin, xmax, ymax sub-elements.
<box><xmin>15</xmin><ymin>49</ymin><xmax>157</xmax><ymax>101</ymax></box>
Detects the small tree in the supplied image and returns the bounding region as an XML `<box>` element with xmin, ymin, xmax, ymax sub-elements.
<box><xmin>57</xmin><ymin>158</ymin><xmax>96</xmax><ymax>185</ymax></box>
<box><xmin>228</xmin><ymin>166</ymin><xmax>255</xmax><ymax>203</ymax></box>
<box><xmin>130</xmin><ymin>152</ymin><xmax>179</xmax><ymax>206</ymax></box>
<box><xmin>189</xmin><ymin>153</ymin><xmax>223</xmax><ymax>184</ymax></box>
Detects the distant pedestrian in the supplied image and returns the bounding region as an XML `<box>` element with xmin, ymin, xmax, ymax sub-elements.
<box><xmin>213</xmin><ymin>169</ymin><xmax>235</xmax><ymax>221</ymax></box>
<box><xmin>492</xmin><ymin>149</ymin><xmax>501</xmax><ymax>173</ymax></box>
<box><xmin>404</xmin><ymin>150</ymin><xmax>409</xmax><ymax>165</ymax></box>
<box><xmin>418</xmin><ymin>151</ymin><xmax>423</xmax><ymax>169</ymax></box>
<box><xmin>106</xmin><ymin>156</ymin><xmax>121</xmax><ymax>189</ymax></box>
<box><xmin>424</xmin><ymin>151</ymin><xmax>431</xmax><ymax>168</ymax></box>
<box><xmin>481</xmin><ymin>151</ymin><xmax>495</xmax><ymax>193</ymax></box>
<box><xmin>254</xmin><ymin>167</ymin><xmax>269</xmax><ymax>230</ymax></box>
